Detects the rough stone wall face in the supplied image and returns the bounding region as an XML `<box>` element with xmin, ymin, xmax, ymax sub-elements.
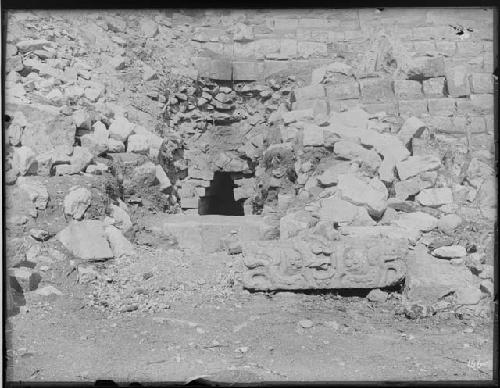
<box><xmin>191</xmin><ymin>8</ymin><xmax>494</xmax><ymax>135</ymax></box>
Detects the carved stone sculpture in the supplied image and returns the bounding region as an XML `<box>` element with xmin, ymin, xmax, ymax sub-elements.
<box><xmin>242</xmin><ymin>235</ymin><xmax>409</xmax><ymax>290</ymax></box>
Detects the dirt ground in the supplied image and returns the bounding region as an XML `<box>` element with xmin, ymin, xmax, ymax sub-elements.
<box><xmin>4</xmin><ymin>244</ymin><xmax>496</xmax><ymax>383</ymax></box>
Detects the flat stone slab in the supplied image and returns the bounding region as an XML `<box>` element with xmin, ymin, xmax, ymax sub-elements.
<box><xmin>144</xmin><ymin>215</ymin><xmax>269</xmax><ymax>253</ymax></box>
<box><xmin>56</xmin><ymin>220</ymin><xmax>113</xmax><ymax>261</ymax></box>
<box><xmin>242</xmin><ymin>236</ymin><xmax>409</xmax><ymax>290</ymax></box>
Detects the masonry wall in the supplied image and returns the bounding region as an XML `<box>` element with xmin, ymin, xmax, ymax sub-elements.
<box><xmin>187</xmin><ymin>8</ymin><xmax>495</xmax><ymax>136</ymax></box>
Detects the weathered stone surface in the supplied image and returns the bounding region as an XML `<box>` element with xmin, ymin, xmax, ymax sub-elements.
<box><xmin>242</xmin><ymin>236</ymin><xmax>408</xmax><ymax>290</ymax></box>
<box><xmin>359</xmin><ymin>77</ymin><xmax>395</xmax><ymax>103</ymax></box>
<box><xmin>155</xmin><ymin>165</ymin><xmax>172</xmax><ymax>191</ymax></box>
<box><xmin>108</xmin><ymin>138</ymin><xmax>126</xmax><ymax>153</ymax></box>
<box><xmin>445</xmin><ymin>64</ymin><xmax>470</xmax><ymax>97</ymax></box>
<box><xmin>437</xmin><ymin>214</ymin><xmax>462</xmax><ymax>234</ymax></box>
<box><xmin>358</xmin><ymin>129</ymin><xmax>410</xmax><ymax>163</ymax></box>
<box><xmin>339</xmin><ymin>225</ymin><xmax>421</xmax><ymax>244</ymax></box>
<box><xmin>470</xmin><ymin>73</ymin><xmax>493</xmax><ymax>94</ymax></box>
<box><xmin>432</xmin><ymin>245</ymin><xmax>467</xmax><ymax>259</ymax></box>
<box><xmin>325</xmin><ymin>80</ymin><xmax>359</xmax><ymax>100</ymax></box>
<box><xmin>404</xmin><ymin>244</ymin><xmax>478</xmax><ymax>303</ymax></box>
<box><xmin>475</xmin><ymin>177</ymin><xmax>496</xmax><ymax>221</ymax></box>
<box><xmin>17</xmin><ymin>177</ymin><xmax>49</xmax><ymax>210</ymax></box>
<box><xmin>427</xmin><ymin>98</ymin><xmax>456</xmax><ymax>116</ymax></box>
<box><xmin>316</xmin><ymin>161</ymin><xmax>354</xmax><ymax>187</ymax></box>
<box><xmin>378</xmin><ymin>157</ymin><xmax>397</xmax><ymax>184</ymax></box>
<box><xmin>108</xmin><ymin>204</ymin><xmax>133</xmax><ymax>233</ymax></box>
<box><xmin>70</xmin><ymin>146</ymin><xmax>94</xmax><ymax>172</ymax></box>
<box><xmin>333</xmin><ymin>141</ymin><xmax>381</xmax><ymax>171</ymax></box>
<box><xmin>454</xmin><ymin>286</ymin><xmax>482</xmax><ymax>305</ymax></box>
<box><xmin>406</xmin><ymin>56</ymin><xmax>445</xmax><ymax>79</ymax></box>
<box><xmin>63</xmin><ymin>187</ymin><xmax>92</xmax><ymax>220</ymax></box>
<box><xmin>16</xmin><ymin>39</ymin><xmax>53</xmax><ymax>52</ymax></box>
<box><xmin>282</xmin><ymin>109</ymin><xmax>314</xmax><ymax>124</ymax></box>
<box><xmin>56</xmin><ymin>220</ymin><xmax>113</xmax><ymax>261</ymax></box>
<box><xmin>127</xmin><ymin>134</ymin><xmax>149</xmax><ymax>154</ymax></box>
<box><xmin>337</xmin><ymin>174</ymin><xmax>388</xmax><ymax>217</ymax></box>
<box><xmin>319</xmin><ymin>196</ymin><xmax>375</xmax><ymax>226</ymax></box>
<box><xmin>9</xmin><ymin>267</ymin><xmax>40</xmax><ymax>292</ymax></box>
<box><xmin>125</xmin><ymin>162</ymin><xmax>157</xmax><ymax>191</ymax></box>
<box><xmin>153</xmin><ymin>214</ymin><xmax>268</xmax><ymax>253</ymax></box>
<box><xmin>394</xmin><ymin>80</ymin><xmax>423</xmax><ymax>99</ymax></box>
<box><xmin>367</xmin><ymin>289</ymin><xmax>388</xmax><ymax>303</ymax></box>
<box><xmin>105</xmin><ymin>225</ymin><xmax>135</xmax><ymax>259</ymax></box>
<box><xmin>16</xmin><ymin>108</ymin><xmax>76</xmax><ymax>155</ymax></box>
<box><xmin>394</xmin><ymin>172</ymin><xmax>437</xmax><ymax>200</ymax></box>
<box><xmin>302</xmin><ymin>123</ymin><xmax>324</xmax><ymax>146</ymax></box>
<box><xmin>423</xmin><ymin>77</ymin><xmax>445</xmax><ymax>97</ymax></box>
<box><xmin>293</xmin><ymin>85</ymin><xmax>325</xmax><ymax>101</ymax></box>
<box><xmin>396</xmin><ymin>155</ymin><xmax>441</xmax><ymax>180</ymax></box>
<box><xmin>34</xmin><ymin>285</ymin><xmax>63</xmax><ymax>296</ymax></box>
<box><xmin>12</xmin><ymin>146</ymin><xmax>37</xmax><ymax>176</ymax></box>
<box><xmin>280</xmin><ymin>210</ymin><xmax>316</xmax><ymax>239</ymax></box>
<box><xmin>416</xmin><ymin>188</ymin><xmax>453</xmax><ymax>207</ymax></box>
<box><xmin>80</xmin><ymin>134</ymin><xmax>108</xmax><ymax>157</ymax></box>
<box><xmin>30</xmin><ymin>228</ymin><xmax>50</xmax><ymax>241</ymax></box>
<box><xmin>109</xmin><ymin>116</ymin><xmax>134</xmax><ymax>142</ymax></box>
<box><xmin>398</xmin><ymin>117</ymin><xmax>428</xmax><ymax>147</ymax></box>
<box><xmin>391</xmin><ymin>211</ymin><xmax>438</xmax><ymax>232</ymax></box>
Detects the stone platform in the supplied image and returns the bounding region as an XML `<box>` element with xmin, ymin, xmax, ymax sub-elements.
<box><xmin>143</xmin><ymin>214</ymin><xmax>270</xmax><ymax>253</ymax></box>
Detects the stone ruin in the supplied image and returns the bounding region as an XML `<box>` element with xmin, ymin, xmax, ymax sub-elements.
<box><xmin>3</xmin><ymin>9</ymin><xmax>496</xmax><ymax>314</ymax></box>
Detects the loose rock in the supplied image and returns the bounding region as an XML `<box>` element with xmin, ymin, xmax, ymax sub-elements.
<box><xmin>63</xmin><ymin>187</ymin><xmax>92</xmax><ymax>220</ymax></box>
<box><xmin>415</xmin><ymin>188</ymin><xmax>453</xmax><ymax>207</ymax></box>
<box><xmin>57</xmin><ymin>220</ymin><xmax>114</xmax><ymax>261</ymax></box>
<box><xmin>367</xmin><ymin>289</ymin><xmax>388</xmax><ymax>303</ymax></box>
<box><xmin>432</xmin><ymin>245</ymin><xmax>467</xmax><ymax>259</ymax></box>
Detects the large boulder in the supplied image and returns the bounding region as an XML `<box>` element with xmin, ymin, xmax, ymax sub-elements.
<box><xmin>404</xmin><ymin>244</ymin><xmax>479</xmax><ymax>304</ymax></box>
<box><xmin>396</xmin><ymin>155</ymin><xmax>441</xmax><ymax>180</ymax></box>
<box><xmin>333</xmin><ymin>141</ymin><xmax>381</xmax><ymax>171</ymax></box>
<box><xmin>337</xmin><ymin>174</ymin><xmax>388</xmax><ymax>217</ymax></box>
<box><xmin>319</xmin><ymin>196</ymin><xmax>375</xmax><ymax>226</ymax></box>
<box><xmin>56</xmin><ymin>220</ymin><xmax>113</xmax><ymax>261</ymax></box>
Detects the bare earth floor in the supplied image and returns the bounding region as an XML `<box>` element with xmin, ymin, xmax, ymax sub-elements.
<box><xmin>5</xmin><ymin>288</ymin><xmax>494</xmax><ymax>383</ymax></box>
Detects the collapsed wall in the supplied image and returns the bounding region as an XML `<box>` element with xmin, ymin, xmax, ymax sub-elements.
<box><xmin>3</xmin><ymin>9</ymin><xmax>496</xmax><ymax>311</ymax></box>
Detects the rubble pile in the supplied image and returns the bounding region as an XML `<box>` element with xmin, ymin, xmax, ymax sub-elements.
<box><xmin>4</xmin><ymin>9</ymin><xmax>496</xmax><ymax>319</ymax></box>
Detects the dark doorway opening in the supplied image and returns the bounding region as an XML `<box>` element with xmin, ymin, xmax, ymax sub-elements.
<box><xmin>198</xmin><ymin>171</ymin><xmax>244</xmax><ymax>216</ymax></box>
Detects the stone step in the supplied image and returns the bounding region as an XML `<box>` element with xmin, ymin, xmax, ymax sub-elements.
<box><xmin>142</xmin><ymin>214</ymin><xmax>270</xmax><ymax>253</ymax></box>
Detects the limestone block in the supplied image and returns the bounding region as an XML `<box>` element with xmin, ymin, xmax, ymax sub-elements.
<box><xmin>325</xmin><ymin>81</ymin><xmax>360</xmax><ymax>100</ymax></box>
<box><xmin>445</xmin><ymin>64</ymin><xmax>470</xmax><ymax>97</ymax></box>
<box><xmin>394</xmin><ymin>80</ymin><xmax>423</xmax><ymax>99</ymax></box>
<box><xmin>242</xmin><ymin>236</ymin><xmax>409</xmax><ymax>290</ymax></box>
<box><xmin>423</xmin><ymin>77</ymin><xmax>446</xmax><ymax>97</ymax></box>
<box><xmin>359</xmin><ymin>77</ymin><xmax>395</xmax><ymax>103</ymax></box>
